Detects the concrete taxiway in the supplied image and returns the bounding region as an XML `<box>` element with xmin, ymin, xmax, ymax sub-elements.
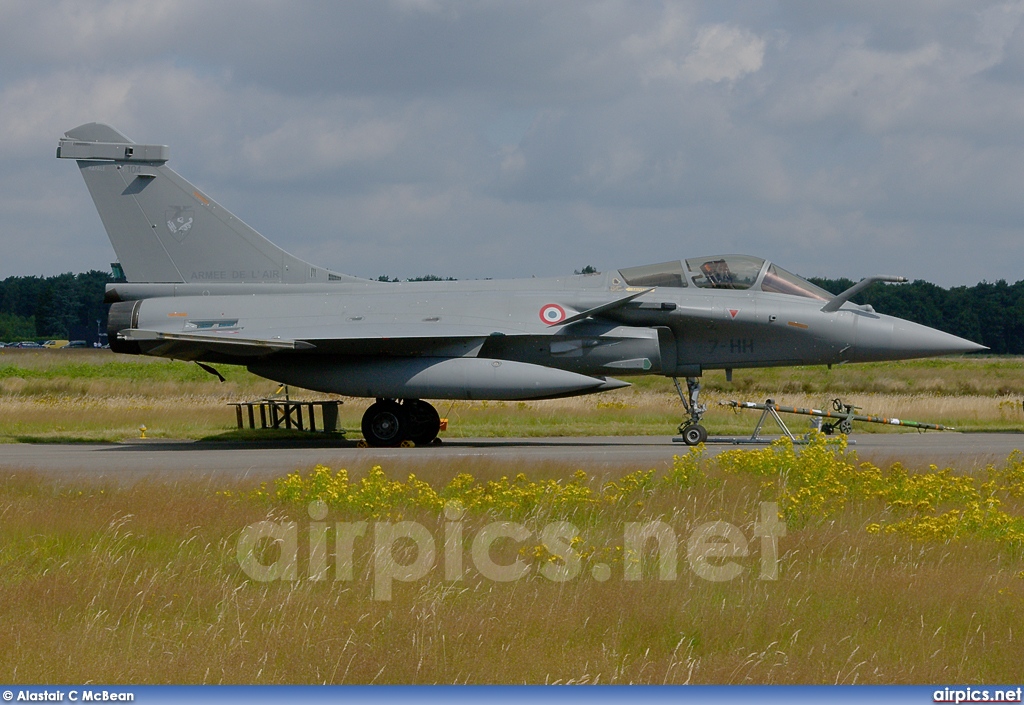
<box><xmin>1</xmin><ymin>433</ymin><xmax>1021</xmax><ymax>485</ymax></box>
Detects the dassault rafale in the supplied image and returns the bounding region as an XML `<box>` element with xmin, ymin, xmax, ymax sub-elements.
<box><xmin>57</xmin><ymin>123</ymin><xmax>985</xmax><ymax>446</ymax></box>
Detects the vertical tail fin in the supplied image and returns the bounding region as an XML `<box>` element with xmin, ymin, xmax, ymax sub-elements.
<box><xmin>58</xmin><ymin>123</ymin><xmax>360</xmax><ymax>284</ymax></box>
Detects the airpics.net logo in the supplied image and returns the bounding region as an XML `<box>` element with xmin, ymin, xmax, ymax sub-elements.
<box><xmin>235</xmin><ymin>501</ymin><xmax>786</xmax><ymax>600</ymax></box>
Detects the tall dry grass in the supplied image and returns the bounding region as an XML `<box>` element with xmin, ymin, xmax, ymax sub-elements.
<box><xmin>2</xmin><ymin>448</ymin><xmax>1023</xmax><ymax>684</ymax></box>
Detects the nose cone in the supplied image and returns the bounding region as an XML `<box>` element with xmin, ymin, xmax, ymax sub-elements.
<box><xmin>845</xmin><ymin>315</ymin><xmax>987</xmax><ymax>362</ymax></box>
<box><xmin>891</xmin><ymin>318</ymin><xmax>987</xmax><ymax>357</ymax></box>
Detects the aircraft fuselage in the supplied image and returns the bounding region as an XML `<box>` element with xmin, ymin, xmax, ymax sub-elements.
<box><xmin>106</xmin><ymin>269</ymin><xmax>975</xmax><ymax>401</ymax></box>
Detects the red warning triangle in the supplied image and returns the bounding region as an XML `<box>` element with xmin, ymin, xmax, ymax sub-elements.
<box><xmin>729</xmin><ymin>309</ymin><xmax>739</xmax><ymax>318</ymax></box>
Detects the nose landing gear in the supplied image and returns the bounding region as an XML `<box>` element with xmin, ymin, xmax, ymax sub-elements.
<box><xmin>674</xmin><ymin>376</ymin><xmax>708</xmax><ymax>445</ymax></box>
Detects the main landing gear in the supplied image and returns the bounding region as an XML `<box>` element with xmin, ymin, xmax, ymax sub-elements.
<box><xmin>360</xmin><ymin>398</ymin><xmax>442</xmax><ymax>447</ymax></box>
<box><xmin>674</xmin><ymin>377</ymin><xmax>708</xmax><ymax>446</ymax></box>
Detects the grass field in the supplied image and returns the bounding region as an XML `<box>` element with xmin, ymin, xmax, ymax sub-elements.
<box><xmin>1</xmin><ymin>436</ymin><xmax>1023</xmax><ymax>683</ymax></box>
<box><xmin>0</xmin><ymin>349</ymin><xmax>1022</xmax><ymax>442</ymax></box>
<box><xmin>2</xmin><ymin>351</ymin><xmax>1023</xmax><ymax>683</ymax></box>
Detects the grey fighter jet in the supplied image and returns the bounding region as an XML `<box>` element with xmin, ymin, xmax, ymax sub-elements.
<box><xmin>57</xmin><ymin>123</ymin><xmax>985</xmax><ymax>446</ymax></box>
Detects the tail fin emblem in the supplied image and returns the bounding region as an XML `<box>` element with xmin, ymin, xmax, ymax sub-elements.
<box><xmin>165</xmin><ymin>207</ymin><xmax>195</xmax><ymax>242</ymax></box>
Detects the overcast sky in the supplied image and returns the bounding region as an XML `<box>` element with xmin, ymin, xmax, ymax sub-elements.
<box><xmin>3</xmin><ymin>1</ymin><xmax>1024</xmax><ymax>286</ymax></box>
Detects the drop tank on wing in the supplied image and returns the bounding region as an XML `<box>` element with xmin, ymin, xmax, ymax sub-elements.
<box><xmin>248</xmin><ymin>356</ymin><xmax>629</xmax><ymax>401</ymax></box>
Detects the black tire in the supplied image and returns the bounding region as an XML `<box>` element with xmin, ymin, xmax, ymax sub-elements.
<box><xmin>681</xmin><ymin>424</ymin><xmax>707</xmax><ymax>446</ymax></box>
<box><xmin>403</xmin><ymin>399</ymin><xmax>441</xmax><ymax>445</ymax></box>
<box><xmin>838</xmin><ymin>419</ymin><xmax>853</xmax><ymax>435</ymax></box>
<box><xmin>361</xmin><ymin>400</ymin><xmax>408</xmax><ymax>447</ymax></box>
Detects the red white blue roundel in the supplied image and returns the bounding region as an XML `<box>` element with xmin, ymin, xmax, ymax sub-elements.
<box><xmin>539</xmin><ymin>303</ymin><xmax>567</xmax><ymax>324</ymax></box>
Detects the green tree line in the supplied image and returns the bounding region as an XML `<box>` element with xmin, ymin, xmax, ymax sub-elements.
<box><xmin>2</xmin><ymin>270</ymin><xmax>1020</xmax><ymax>353</ymax></box>
<box><xmin>0</xmin><ymin>271</ymin><xmax>113</xmax><ymax>342</ymax></box>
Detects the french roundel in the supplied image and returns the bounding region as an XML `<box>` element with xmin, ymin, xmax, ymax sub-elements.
<box><xmin>539</xmin><ymin>303</ymin><xmax>567</xmax><ymax>324</ymax></box>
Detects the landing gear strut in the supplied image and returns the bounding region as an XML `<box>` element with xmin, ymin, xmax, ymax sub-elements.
<box><xmin>673</xmin><ymin>376</ymin><xmax>708</xmax><ymax>445</ymax></box>
<box><xmin>360</xmin><ymin>398</ymin><xmax>442</xmax><ymax>447</ymax></box>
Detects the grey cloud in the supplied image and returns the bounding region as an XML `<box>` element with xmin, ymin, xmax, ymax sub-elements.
<box><xmin>2</xmin><ymin>1</ymin><xmax>1024</xmax><ymax>286</ymax></box>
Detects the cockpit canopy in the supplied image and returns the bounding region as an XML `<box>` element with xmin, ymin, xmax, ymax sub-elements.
<box><xmin>617</xmin><ymin>255</ymin><xmax>833</xmax><ymax>301</ymax></box>
<box><xmin>687</xmin><ymin>255</ymin><xmax>763</xmax><ymax>290</ymax></box>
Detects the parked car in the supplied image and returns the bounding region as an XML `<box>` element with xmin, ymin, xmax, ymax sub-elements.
<box><xmin>14</xmin><ymin>341</ymin><xmax>44</xmax><ymax>348</ymax></box>
<box><xmin>43</xmin><ymin>339</ymin><xmax>70</xmax><ymax>349</ymax></box>
<box><xmin>65</xmin><ymin>340</ymin><xmax>88</xmax><ymax>348</ymax></box>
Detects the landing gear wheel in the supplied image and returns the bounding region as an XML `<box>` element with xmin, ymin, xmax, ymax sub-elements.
<box><xmin>681</xmin><ymin>424</ymin><xmax>708</xmax><ymax>446</ymax></box>
<box><xmin>673</xmin><ymin>377</ymin><xmax>709</xmax><ymax>442</ymax></box>
<box><xmin>361</xmin><ymin>400</ymin><xmax>408</xmax><ymax>447</ymax></box>
<box><xmin>403</xmin><ymin>399</ymin><xmax>441</xmax><ymax>445</ymax></box>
